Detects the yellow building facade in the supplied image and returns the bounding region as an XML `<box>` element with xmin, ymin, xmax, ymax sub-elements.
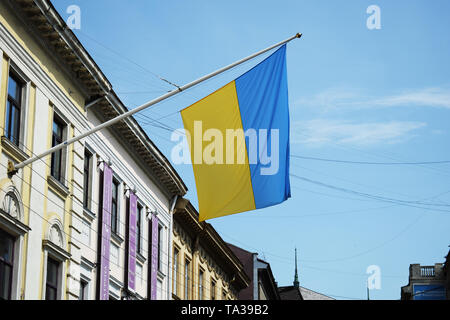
<box><xmin>0</xmin><ymin>0</ymin><xmax>89</xmax><ymax>300</ymax></box>
<box><xmin>0</xmin><ymin>0</ymin><xmax>187</xmax><ymax>300</ymax></box>
<box><xmin>172</xmin><ymin>200</ymin><xmax>250</xmax><ymax>300</ymax></box>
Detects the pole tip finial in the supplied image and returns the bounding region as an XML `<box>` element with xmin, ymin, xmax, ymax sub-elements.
<box><xmin>296</xmin><ymin>33</ymin><xmax>302</xmax><ymax>39</ymax></box>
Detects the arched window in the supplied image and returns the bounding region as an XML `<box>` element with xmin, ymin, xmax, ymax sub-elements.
<box><xmin>0</xmin><ymin>183</ymin><xmax>29</xmax><ymax>300</ymax></box>
<box><xmin>42</xmin><ymin>218</ymin><xmax>71</xmax><ymax>300</ymax></box>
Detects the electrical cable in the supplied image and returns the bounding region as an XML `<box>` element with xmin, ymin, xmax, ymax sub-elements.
<box><xmin>290</xmin><ymin>174</ymin><xmax>450</xmax><ymax>211</ymax></box>
<box><xmin>291</xmin><ymin>154</ymin><xmax>450</xmax><ymax>165</ymax></box>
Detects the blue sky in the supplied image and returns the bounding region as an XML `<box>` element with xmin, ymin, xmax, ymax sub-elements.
<box><xmin>54</xmin><ymin>0</ymin><xmax>450</xmax><ymax>300</ymax></box>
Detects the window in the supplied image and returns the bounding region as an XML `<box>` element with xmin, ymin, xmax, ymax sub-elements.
<box><xmin>5</xmin><ymin>72</ymin><xmax>23</xmax><ymax>147</ymax></box>
<box><xmin>50</xmin><ymin>115</ymin><xmax>66</xmax><ymax>184</ymax></box>
<box><xmin>110</xmin><ymin>243</ymin><xmax>119</xmax><ymax>266</ymax></box>
<box><xmin>136</xmin><ymin>203</ymin><xmax>143</xmax><ymax>254</ymax></box>
<box><xmin>198</xmin><ymin>269</ymin><xmax>204</xmax><ymax>300</ymax></box>
<box><xmin>45</xmin><ymin>258</ymin><xmax>59</xmax><ymax>300</ymax></box>
<box><xmin>157</xmin><ymin>225</ymin><xmax>163</xmax><ymax>271</ymax></box>
<box><xmin>173</xmin><ymin>248</ymin><xmax>179</xmax><ymax>296</ymax></box>
<box><xmin>98</xmin><ymin>170</ymin><xmax>104</xmax><ymax>217</ymax></box>
<box><xmin>211</xmin><ymin>280</ymin><xmax>216</xmax><ymax>300</ymax></box>
<box><xmin>81</xmin><ymin>219</ymin><xmax>91</xmax><ymax>246</ymax></box>
<box><xmin>0</xmin><ymin>229</ymin><xmax>14</xmax><ymax>300</ymax></box>
<box><xmin>83</xmin><ymin>149</ymin><xmax>92</xmax><ymax>209</ymax></box>
<box><xmin>184</xmin><ymin>259</ymin><xmax>191</xmax><ymax>300</ymax></box>
<box><xmin>111</xmin><ymin>179</ymin><xmax>119</xmax><ymax>234</ymax></box>
<box><xmin>136</xmin><ymin>264</ymin><xmax>143</xmax><ymax>285</ymax></box>
<box><xmin>79</xmin><ymin>279</ymin><xmax>88</xmax><ymax>300</ymax></box>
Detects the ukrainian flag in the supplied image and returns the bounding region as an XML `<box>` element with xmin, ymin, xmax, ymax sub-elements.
<box><xmin>181</xmin><ymin>45</ymin><xmax>291</xmax><ymax>221</ymax></box>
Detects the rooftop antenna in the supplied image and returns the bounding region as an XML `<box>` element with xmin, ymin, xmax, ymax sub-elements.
<box><xmin>294</xmin><ymin>247</ymin><xmax>299</xmax><ymax>288</ymax></box>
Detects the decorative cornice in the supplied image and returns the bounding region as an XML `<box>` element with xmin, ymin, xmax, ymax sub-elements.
<box><xmin>47</xmin><ymin>174</ymin><xmax>70</xmax><ymax>199</ymax></box>
<box><xmin>0</xmin><ymin>208</ymin><xmax>31</xmax><ymax>236</ymax></box>
<box><xmin>42</xmin><ymin>239</ymin><xmax>71</xmax><ymax>261</ymax></box>
<box><xmin>80</xmin><ymin>256</ymin><xmax>96</xmax><ymax>270</ymax></box>
<box><xmin>1</xmin><ymin>136</ymin><xmax>30</xmax><ymax>163</ymax></box>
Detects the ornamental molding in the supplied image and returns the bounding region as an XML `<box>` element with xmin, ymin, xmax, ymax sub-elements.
<box><xmin>173</xmin><ymin>223</ymin><xmax>192</xmax><ymax>254</ymax></box>
<box><xmin>0</xmin><ymin>181</ymin><xmax>24</xmax><ymax>223</ymax></box>
<box><xmin>45</xmin><ymin>216</ymin><xmax>66</xmax><ymax>249</ymax></box>
<box><xmin>174</xmin><ymin>221</ymin><xmax>230</xmax><ymax>282</ymax></box>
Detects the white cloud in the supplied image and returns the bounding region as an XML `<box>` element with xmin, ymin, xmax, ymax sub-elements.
<box><xmin>296</xmin><ymin>86</ymin><xmax>450</xmax><ymax>110</ymax></box>
<box><xmin>292</xmin><ymin>119</ymin><xmax>427</xmax><ymax>147</ymax></box>
<box><xmin>370</xmin><ymin>87</ymin><xmax>450</xmax><ymax>109</ymax></box>
<box><xmin>431</xmin><ymin>129</ymin><xmax>445</xmax><ymax>135</ymax></box>
<box><xmin>296</xmin><ymin>87</ymin><xmax>362</xmax><ymax>111</ymax></box>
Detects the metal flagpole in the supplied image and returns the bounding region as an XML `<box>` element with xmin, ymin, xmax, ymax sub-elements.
<box><xmin>9</xmin><ymin>33</ymin><xmax>302</xmax><ymax>174</ymax></box>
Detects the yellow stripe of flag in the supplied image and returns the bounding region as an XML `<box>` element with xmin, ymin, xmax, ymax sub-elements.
<box><xmin>181</xmin><ymin>81</ymin><xmax>256</xmax><ymax>221</ymax></box>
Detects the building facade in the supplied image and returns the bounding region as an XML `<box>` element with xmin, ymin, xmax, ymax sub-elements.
<box><xmin>0</xmin><ymin>0</ymin><xmax>187</xmax><ymax>300</ymax></box>
<box><xmin>444</xmin><ymin>250</ymin><xmax>450</xmax><ymax>300</ymax></box>
<box><xmin>227</xmin><ymin>243</ymin><xmax>280</xmax><ymax>300</ymax></box>
<box><xmin>401</xmin><ymin>249</ymin><xmax>450</xmax><ymax>300</ymax></box>
<box><xmin>401</xmin><ymin>262</ymin><xmax>448</xmax><ymax>300</ymax></box>
<box><xmin>172</xmin><ymin>199</ymin><xmax>249</xmax><ymax>300</ymax></box>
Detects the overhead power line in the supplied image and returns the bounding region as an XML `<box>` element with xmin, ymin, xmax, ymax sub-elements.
<box><xmin>76</xmin><ymin>30</ymin><xmax>181</xmax><ymax>90</ymax></box>
<box><xmin>290</xmin><ymin>174</ymin><xmax>450</xmax><ymax>212</ymax></box>
<box><xmin>291</xmin><ymin>155</ymin><xmax>450</xmax><ymax>165</ymax></box>
<box><xmin>11</xmin><ymin>34</ymin><xmax>302</xmax><ymax>172</ymax></box>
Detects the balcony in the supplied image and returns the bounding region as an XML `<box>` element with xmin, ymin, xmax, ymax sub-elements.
<box><xmin>420</xmin><ymin>266</ymin><xmax>436</xmax><ymax>277</ymax></box>
<box><xmin>410</xmin><ymin>263</ymin><xmax>445</xmax><ymax>280</ymax></box>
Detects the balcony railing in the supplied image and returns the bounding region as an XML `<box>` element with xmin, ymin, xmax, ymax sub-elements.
<box><xmin>420</xmin><ymin>266</ymin><xmax>435</xmax><ymax>277</ymax></box>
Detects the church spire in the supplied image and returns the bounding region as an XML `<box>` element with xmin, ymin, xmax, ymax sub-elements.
<box><xmin>293</xmin><ymin>247</ymin><xmax>299</xmax><ymax>288</ymax></box>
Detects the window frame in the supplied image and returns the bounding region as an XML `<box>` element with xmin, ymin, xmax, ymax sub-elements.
<box><xmin>211</xmin><ymin>279</ymin><xmax>216</xmax><ymax>300</ymax></box>
<box><xmin>45</xmin><ymin>257</ymin><xmax>60</xmax><ymax>300</ymax></box>
<box><xmin>0</xmin><ymin>187</ymin><xmax>29</xmax><ymax>301</ymax></box>
<box><xmin>79</xmin><ymin>278</ymin><xmax>89</xmax><ymax>300</ymax></box>
<box><xmin>136</xmin><ymin>202</ymin><xmax>143</xmax><ymax>254</ymax></box>
<box><xmin>157</xmin><ymin>225</ymin><xmax>163</xmax><ymax>271</ymax></box>
<box><xmin>50</xmin><ymin>111</ymin><xmax>68</xmax><ymax>185</ymax></box>
<box><xmin>81</xmin><ymin>218</ymin><xmax>91</xmax><ymax>247</ymax></box>
<box><xmin>5</xmin><ymin>71</ymin><xmax>23</xmax><ymax>147</ymax></box>
<box><xmin>80</xmin><ymin>258</ymin><xmax>94</xmax><ymax>301</ymax></box>
<box><xmin>83</xmin><ymin>148</ymin><xmax>93</xmax><ymax>210</ymax></box>
<box><xmin>184</xmin><ymin>258</ymin><xmax>191</xmax><ymax>300</ymax></box>
<box><xmin>172</xmin><ymin>247</ymin><xmax>179</xmax><ymax>297</ymax></box>
<box><xmin>0</xmin><ymin>229</ymin><xmax>15</xmax><ymax>300</ymax></box>
<box><xmin>3</xmin><ymin>61</ymin><xmax>30</xmax><ymax>156</ymax></box>
<box><xmin>110</xmin><ymin>178</ymin><xmax>120</xmax><ymax>235</ymax></box>
<box><xmin>42</xmin><ymin>230</ymin><xmax>71</xmax><ymax>301</ymax></box>
<box><xmin>198</xmin><ymin>268</ymin><xmax>204</xmax><ymax>300</ymax></box>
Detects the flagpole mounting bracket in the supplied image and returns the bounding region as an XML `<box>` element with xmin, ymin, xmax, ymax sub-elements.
<box><xmin>7</xmin><ymin>160</ymin><xmax>18</xmax><ymax>177</ymax></box>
